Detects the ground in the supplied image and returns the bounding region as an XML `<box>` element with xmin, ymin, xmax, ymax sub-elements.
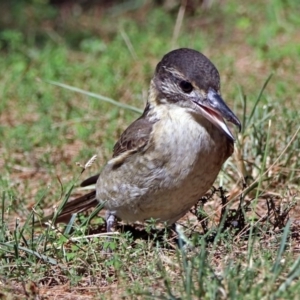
<box><xmin>1</xmin><ymin>0</ymin><xmax>300</xmax><ymax>299</ymax></box>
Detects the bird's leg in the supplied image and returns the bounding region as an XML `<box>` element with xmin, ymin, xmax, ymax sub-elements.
<box><xmin>104</xmin><ymin>211</ymin><xmax>118</xmax><ymax>253</ymax></box>
<box><xmin>105</xmin><ymin>211</ymin><xmax>117</xmax><ymax>232</ymax></box>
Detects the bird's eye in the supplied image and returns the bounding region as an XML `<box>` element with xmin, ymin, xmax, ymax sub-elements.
<box><xmin>179</xmin><ymin>81</ymin><xmax>193</xmax><ymax>93</ymax></box>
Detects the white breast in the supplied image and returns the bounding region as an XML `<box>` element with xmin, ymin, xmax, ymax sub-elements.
<box><xmin>97</xmin><ymin>105</ymin><xmax>232</xmax><ymax>224</ymax></box>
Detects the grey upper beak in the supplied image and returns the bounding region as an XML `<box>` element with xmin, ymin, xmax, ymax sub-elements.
<box><xmin>207</xmin><ymin>88</ymin><xmax>241</xmax><ymax>132</ymax></box>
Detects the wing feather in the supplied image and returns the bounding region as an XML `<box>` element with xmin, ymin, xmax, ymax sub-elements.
<box><xmin>80</xmin><ymin>104</ymin><xmax>157</xmax><ymax>186</ymax></box>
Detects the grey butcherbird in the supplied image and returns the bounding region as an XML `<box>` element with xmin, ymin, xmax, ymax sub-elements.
<box><xmin>44</xmin><ymin>48</ymin><xmax>241</xmax><ymax>232</ymax></box>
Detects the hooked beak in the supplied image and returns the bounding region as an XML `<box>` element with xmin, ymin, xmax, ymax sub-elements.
<box><xmin>195</xmin><ymin>88</ymin><xmax>241</xmax><ymax>141</ymax></box>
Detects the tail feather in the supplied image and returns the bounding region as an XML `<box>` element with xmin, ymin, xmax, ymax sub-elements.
<box><xmin>41</xmin><ymin>190</ymin><xmax>98</xmax><ymax>224</ymax></box>
<box><xmin>80</xmin><ymin>174</ymin><xmax>99</xmax><ymax>187</ymax></box>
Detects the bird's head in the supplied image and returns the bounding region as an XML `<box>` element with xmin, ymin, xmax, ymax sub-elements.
<box><xmin>151</xmin><ymin>48</ymin><xmax>241</xmax><ymax>141</ymax></box>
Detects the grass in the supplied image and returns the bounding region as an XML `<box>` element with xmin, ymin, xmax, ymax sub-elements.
<box><xmin>1</xmin><ymin>0</ymin><xmax>300</xmax><ymax>298</ymax></box>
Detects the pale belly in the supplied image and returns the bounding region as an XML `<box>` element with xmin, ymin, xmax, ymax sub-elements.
<box><xmin>96</xmin><ymin>112</ymin><xmax>233</xmax><ymax>224</ymax></box>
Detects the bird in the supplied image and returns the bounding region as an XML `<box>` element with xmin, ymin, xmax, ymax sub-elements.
<box><xmin>44</xmin><ymin>48</ymin><xmax>241</xmax><ymax>232</ymax></box>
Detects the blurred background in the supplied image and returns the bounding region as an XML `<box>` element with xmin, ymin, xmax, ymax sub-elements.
<box><xmin>1</xmin><ymin>2</ymin><xmax>300</xmax><ymax>297</ymax></box>
<box><xmin>0</xmin><ymin>0</ymin><xmax>299</xmax><ymax>211</ymax></box>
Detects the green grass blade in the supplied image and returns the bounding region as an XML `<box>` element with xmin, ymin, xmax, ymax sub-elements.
<box><xmin>271</xmin><ymin>219</ymin><xmax>291</xmax><ymax>275</ymax></box>
<box><xmin>0</xmin><ymin>242</ymin><xmax>57</xmax><ymax>265</ymax></box>
<box><xmin>247</xmin><ymin>73</ymin><xmax>273</xmax><ymax>126</ymax></box>
<box><xmin>276</xmin><ymin>255</ymin><xmax>300</xmax><ymax>294</ymax></box>
<box><xmin>45</xmin><ymin>80</ymin><xmax>143</xmax><ymax>114</ymax></box>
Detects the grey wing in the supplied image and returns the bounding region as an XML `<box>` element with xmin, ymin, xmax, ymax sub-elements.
<box><xmin>112</xmin><ymin>115</ymin><xmax>155</xmax><ymax>158</ymax></box>
<box><xmin>80</xmin><ymin>104</ymin><xmax>158</xmax><ymax>186</ymax></box>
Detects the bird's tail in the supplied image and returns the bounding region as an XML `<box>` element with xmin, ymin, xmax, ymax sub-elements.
<box><xmin>39</xmin><ymin>190</ymin><xmax>98</xmax><ymax>225</ymax></box>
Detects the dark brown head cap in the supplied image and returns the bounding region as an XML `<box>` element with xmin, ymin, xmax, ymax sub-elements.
<box><xmin>156</xmin><ymin>48</ymin><xmax>220</xmax><ymax>92</ymax></box>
